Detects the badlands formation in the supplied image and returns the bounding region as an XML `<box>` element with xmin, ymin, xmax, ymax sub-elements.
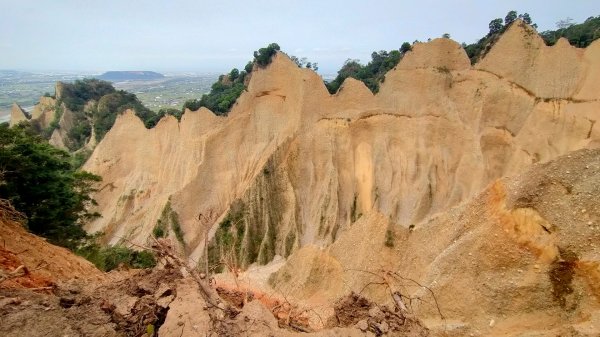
<box><xmin>5</xmin><ymin>21</ymin><xmax>597</xmax><ymax>336</ymax></box>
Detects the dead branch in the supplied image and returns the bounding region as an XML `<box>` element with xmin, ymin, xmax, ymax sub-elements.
<box><xmin>149</xmin><ymin>237</ymin><xmax>225</xmax><ymax>310</ymax></box>
<box><xmin>0</xmin><ymin>199</ymin><xmax>26</xmax><ymax>224</ymax></box>
<box><xmin>386</xmin><ymin>270</ymin><xmax>444</xmax><ymax>320</ymax></box>
<box><xmin>117</xmin><ymin>235</ymin><xmax>232</xmax><ymax>314</ymax></box>
<box><xmin>345</xmin><ymin>268</ymin><xmax>444</xmax><ymax>320</ymax></box>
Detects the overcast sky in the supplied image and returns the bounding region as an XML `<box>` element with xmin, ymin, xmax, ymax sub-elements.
<box><xmin>1</xmin><ymin>0</ymin><xmax>597</xmax><ymax>74</ymax></box>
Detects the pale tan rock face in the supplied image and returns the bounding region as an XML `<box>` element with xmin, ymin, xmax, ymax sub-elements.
<box><xmin>9</xmin><ymin>96</ymin><xmax>56</xmax><ymax>130</ymax></box>
<box><xmin>9</xmin><ymin>103</ymin><xmax>28</xmax><ymax>127</ymax></box>
<box><xmin>29</xmin><ymin>96</ymin><xmax>56</xmax><ymax>130</ymax></box>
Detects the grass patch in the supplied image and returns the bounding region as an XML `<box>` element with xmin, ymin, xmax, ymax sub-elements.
<box><xmin>384</xmin><ymin>229</ymin><xmax>395</xmax><ymax>247</ymax></box>
<box><xmin>207</xmin><ymin>202</ymin><xmax>246</xmax><ymax>272</ymax></box>
<box><xmin>153</xmin><ymin>219</ymin><xmax>167</xmax><ymax>238</ymax></box>
<box><xmin>156</xmin><ymin>199</ymin><xmax>184</xmax><ymax>244</ymax></box>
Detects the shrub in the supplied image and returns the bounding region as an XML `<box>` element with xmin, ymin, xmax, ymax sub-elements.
<box><xmin>77</xmin><ymin>240</ymin><xmax>157</xmax><ymax>271</ymax></box>
<box><xmin>153</xmin><ymin>220</ymin><xmax>166</xmax><ymax>238</ymax></box>
<box><xmin>253</xmin><ymin>43</ymin><xmax>280</xmax><ymax>67</ymax></box>
<box><xmin>325</xmin><ymin>49</ymin><xmax>404</xmax><ymax>94</ymax></box>
<box><xmin>384</xmin><ymin>229</ymin><xmax>394</xmax><ymax>247</ymax></box>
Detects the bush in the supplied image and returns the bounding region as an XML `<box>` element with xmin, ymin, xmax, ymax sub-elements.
<box><xmin>325</xmin><ymin>48</ymin><xmax>404</xmax><ymax>94</ymax></box>
<box><xmin>153</xmin><ymin>219</ymin><xmax>166</xmax><ymax>238</ymax></box>
<box><xmin>76</xmin><ymin>239</ymin><xmax>157</xmax><ymax>271</ymax></box>
<box><xmin>253</xmin><ymin>43</ymin><xmax>280</xmax><ymax>67</ymax></box>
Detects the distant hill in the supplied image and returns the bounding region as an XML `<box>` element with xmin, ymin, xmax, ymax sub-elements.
<box><xmin>97</xmin><ymin>71</ymin><xmax>164</xmax><ymax>81</ymax></box>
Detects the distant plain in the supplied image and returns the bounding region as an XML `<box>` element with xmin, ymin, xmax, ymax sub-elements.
<box><xmin>0</xmin><ymin>70</ymin><xmax>218</xmax><ymax>122</ymax></box>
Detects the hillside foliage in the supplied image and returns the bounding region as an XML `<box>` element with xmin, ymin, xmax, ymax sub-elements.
<box><xmin>42</xmin><ymin>79</ymin><xmax>163</xmax><ymax>152</ymax></box>
<box><xmin>325</xmin><ymin>46</ymin><xmax>410</xmax><ymax>94</ymax></box>
<box><xmin>76</xmin><ymin>237</ymin><xmax>156</xmax><ymax>271</ymax></box>
<box><xmin>540</xmin><ymin>15</ymin><xmax>600</xmax><ymax>47</ymax></box>
<box><xmin>0</xmin><ymin>123</ymin><xmax>100</xmax><ymax>249</ymax></box>
<box><xmin>0</xmin><ymin>123</ymin><xmax>156</xmax><ymax>270</ymax></box>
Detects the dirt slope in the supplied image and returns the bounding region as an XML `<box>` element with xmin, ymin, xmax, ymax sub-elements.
<box><xmin>0</xmin><ymin>202</ymin><xmax>100</xmax><ymax>290</ymax></box>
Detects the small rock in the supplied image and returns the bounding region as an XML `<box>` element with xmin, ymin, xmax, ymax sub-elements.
<box><xmin>356</xmin><ymin>319</ymin><xmax>368</xmax><ymax>331</ymax></box>
<box><xmin>377</xmin><ymin>321</ymin><xmax>389</xmax><ymax>333</ymax></box>
<box><xmin>489</xmin><ymin>319</ymin><xmax>496</xmax><ymax>327</ymax></box>
<box><xmin>368</xmin><ymin>306</ymin><xmax>383</xmax><ymax>320</ymax></box>
<box><xmin>59</xmin><ymin>297</ymin><xmax>76</xmax><ymax>308</ymax></box>
<box><xmin>0</xmin><ymin>298</ymin><xmax>21</xmax><ymax>307</ymax></box>
<box><xmin>157</xmin><ymin>295</ymin><xmax>174</xmax><ymax>309</ymax></box>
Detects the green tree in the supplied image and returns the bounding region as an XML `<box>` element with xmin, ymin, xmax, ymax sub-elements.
<box><xmin>245</xmin><ymin>61</ymin><xmax>254</xmax><ymax>73</ymax></box>
<box><xmin>505</xmin><ymin>11</ymin><xmax>518</xmax><ymax>26</ymax></box>
<box><xmin>0</xmin><ymin>124</ymin><xmax>101</xmax><ymax>249</ymax></box>
<box><xmin>229</xmin><ymin>68</ymin><xmax>240</xmax><ymax>82</ymax></box>
<box><xmin>400</xmin><ymin>42</ymin><xmax>412</xmax><ymax>54</ymax></box>
<box><xmin>519</xmin><ymin>13</ymin><xmax>533</xmax><ymax>25</ymax></box>
<box><xmin>60</xmin><ymin>79</ymin><xmax>116</xmax><ymax>112</ymax></box>
<box><xmin>489</xmin><ymin>18</ymin><xmax>504</xmax><ymax>35</ymax></box>
<box><xmin>253</xmin><ymin>43</ymin><xmax>281</xmax><ymax>67</ymax></box>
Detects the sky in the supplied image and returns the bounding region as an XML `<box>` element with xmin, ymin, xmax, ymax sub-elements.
<box><xmin>1</xmin><ymin>0</ymin><xmax>598</xmax><ymax>74</ymax></box>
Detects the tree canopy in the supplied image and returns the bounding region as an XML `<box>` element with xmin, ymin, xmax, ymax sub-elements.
<box><xmin>253</xmin><ymin>43</ymin><xmax>281</xmax><ymax>67</ymax></box>
<box><xmin>0</xmin><ymin>123</ymin><xmax>101</xmax><ymax>249</ymax></box>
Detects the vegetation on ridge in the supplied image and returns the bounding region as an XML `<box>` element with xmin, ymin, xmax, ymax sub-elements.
<box><xmin>182</xmin><ymin>43</ymin><xmax>281</xmax><ymax>116</ymax></box>
<box><xmin>539</xmin><ymin>15</ymin><xmax>600</xmax><ymax>47</ymax></box>
<box><xmin>325</xmin><ymin>44</ymin><xmax>411</xmax><ymax>94</ymax></box>
<box><xmin>463</xmin><ymin>11</ymin><xmax>600</xmax><ymax>64</ymax></box>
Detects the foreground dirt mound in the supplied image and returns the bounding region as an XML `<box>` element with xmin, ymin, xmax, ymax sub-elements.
<box><xmin>0</xmin><ymin>265</ymin><xmax>427</xmax><ymax>337</ymax></box>
<box><xmin>0</xmin><ymin>201</ymin><xmax>100</xmax><ymax>290</ymax></box>
<box><xmin>331</xmin><ymin>292</ymin><xmax>428</xmax><ymax>336</ymax></box>
<box><xmin>0</xmin><ymin>268</ymin><xmax>181</xmax><ymax>337</ymax></box>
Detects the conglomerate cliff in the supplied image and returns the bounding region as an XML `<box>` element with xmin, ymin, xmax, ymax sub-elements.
<box><xmin>82</xmin><ymin>21</ymin><xmax>600</xmax><ymax>335</ymax></box>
